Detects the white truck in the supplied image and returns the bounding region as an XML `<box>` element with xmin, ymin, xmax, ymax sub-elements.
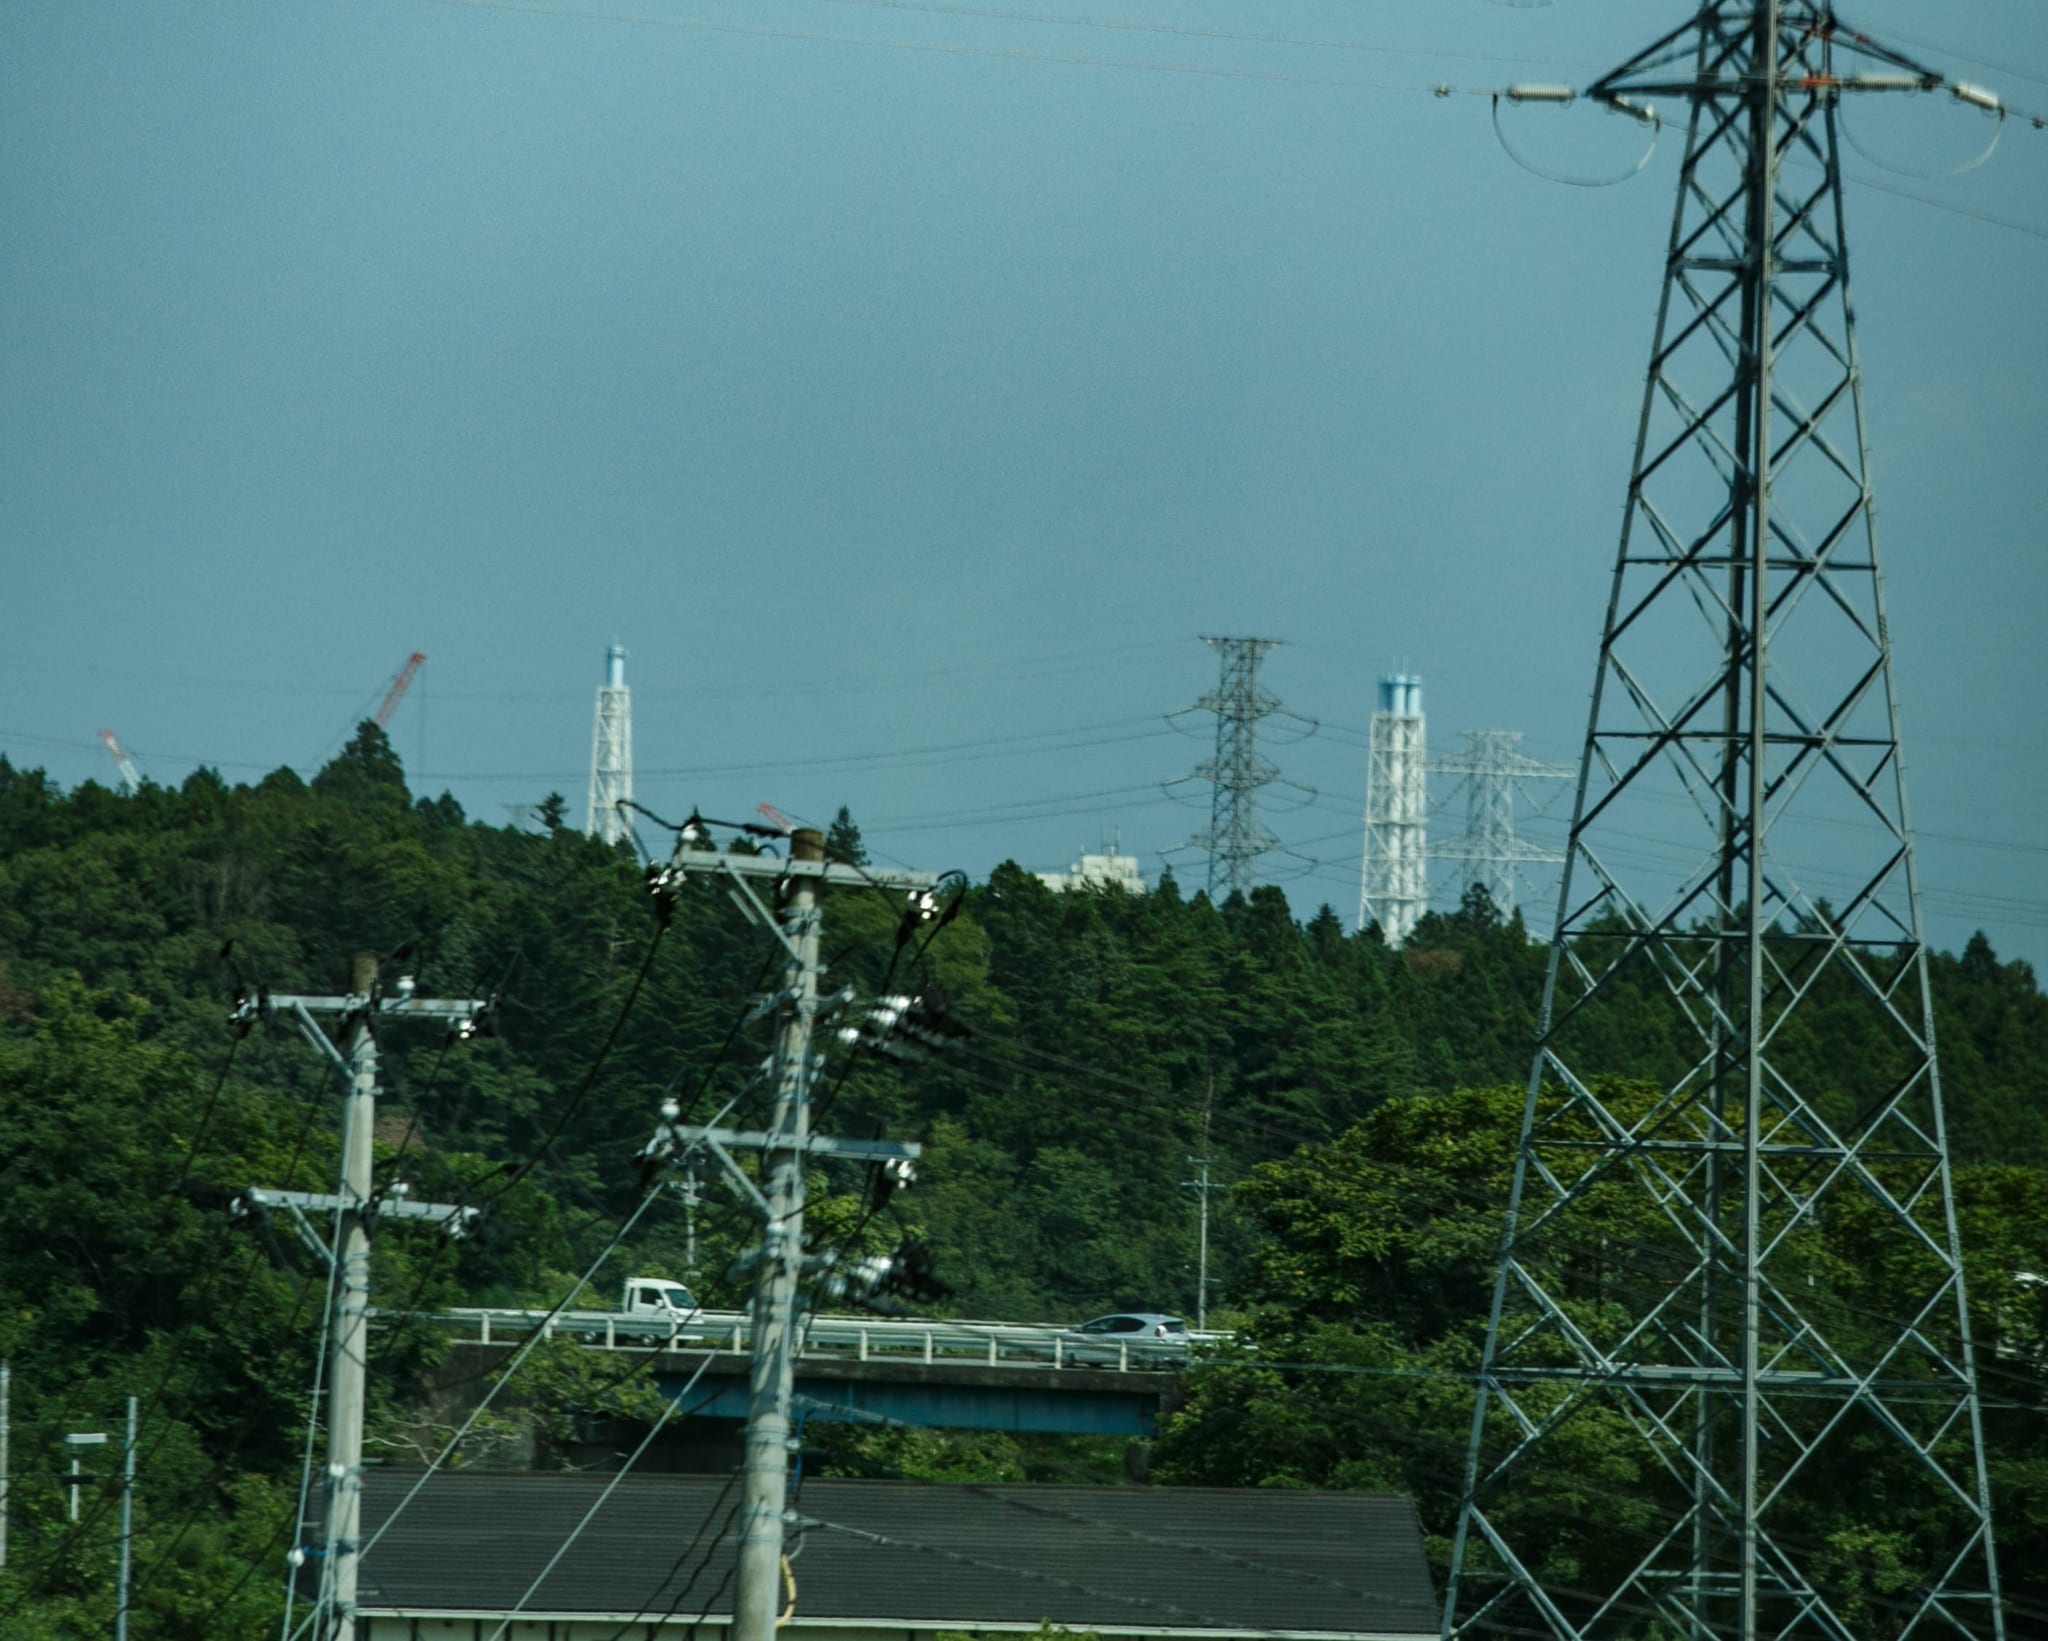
<box><xmin>441</xmin><ymin>1276</ymin><xmax>708</xmax><ymax>1349</ymax></box>
<box><xmin>573</xmin><ymin>1276</ymin><xmax>705</xmax><ymax>1343</ymax></box>
<box><xmin>618</xmin><ymin>1276</ymin><xmax>698</xmax><ymax>1321</ymax></box>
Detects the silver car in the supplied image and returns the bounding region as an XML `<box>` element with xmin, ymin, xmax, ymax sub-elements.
<box><xmin>1060</xmin><ymin>1312</ymin><xmax>1189</xmax><ymax>1367</ymax></box>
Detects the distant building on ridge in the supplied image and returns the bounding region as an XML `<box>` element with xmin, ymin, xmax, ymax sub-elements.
<box><xmin>1037</xmin><ymin>845</ymin><xmax>1147</xmax><ymax>895</ymax></box>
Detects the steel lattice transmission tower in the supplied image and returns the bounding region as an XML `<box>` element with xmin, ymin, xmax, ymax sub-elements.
<box><xmin>1357</xmin><ymin>672</ymin><xmax>1428</xmax><ymax>945</ymax></box>
<box><xmin>1446</xmin><ymin>8</ymin><xmax>2005</xmax><ymax>1639</ymax></box>
<box><xmin>1428</xmin><ymin>730</ymin><xmax>1572</xmax><ymax>922</ymax></box>
<box><xmin>585</xmin><ymin>642</ymin><xmax>634</xmax><ymax>846</ymax></box>
<box><xmin>1182</xmin><ymin>636</ymin><xmax>1285</xmax><ymax>899</ymax></box>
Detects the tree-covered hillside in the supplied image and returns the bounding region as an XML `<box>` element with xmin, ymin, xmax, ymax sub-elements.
<box><xmin>1</xmin><ymin>727</ymin><xmax>2043</xmax><ymax>1635</ymax></box>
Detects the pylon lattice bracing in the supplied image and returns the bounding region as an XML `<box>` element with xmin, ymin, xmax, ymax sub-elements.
<box><xmin>586</xmin><ymin>643</ymin><xmax>634</xmax><ymax>846</ymax></box>
<box><xmin>1446</xmin><ymin>7</ymin><xmax>2004</xmax><ymax>1639</ymax></box>
<box><xmin>1187</xmin><ymin>636</ymin><xmax>1283</xmax><ymax>900</ymax></box>
<box><xmin>1429</xmin><ymin>731</ymin><xmax>1572</xmax><ymax>924</ymax></box>
<box><xmin>1358</xmin><ymin>673</ymin><xmax>1428</xmax><ymax>945</ymax></box>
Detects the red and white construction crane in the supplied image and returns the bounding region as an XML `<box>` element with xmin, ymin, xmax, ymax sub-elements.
<box><xmin>97</xmin><ymin>730</ymin><xmax>143</xmax><ymax>794</ymax></box>
<box><xmin>375</xmin><ymin>652</ymin><xmax>427</xmax><ymax>728</ymax></box>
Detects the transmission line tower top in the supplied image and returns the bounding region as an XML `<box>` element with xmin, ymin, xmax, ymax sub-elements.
<box><xmin>1176</xmin><ymin>636</ymin><xmax>1293</xmax><ymax>901</ymax></box>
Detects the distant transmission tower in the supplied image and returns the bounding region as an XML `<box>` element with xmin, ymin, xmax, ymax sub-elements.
<box><xmin>1180</xmin><ymin>636</ymin><xmax>1284</xmax><ymax>899</ymax></box>
<box><xmin>1447</xmin><ymin>10</ymin><xmax>2005</xmax><ymax>1640</ymax></box>
<box><xmin>1356</xmin><ymin>673</ymin><xmax>1427</xmax><ymax>945</ymax></box>
<box><xmin>1427</xmin><ymin>730</ymin><xmax>1571</xmax><ymax>920</ymax></box>
<box><xmin>585</xmin><ymin>642</ymin><xmax>633</xmax><ymax>846</ymax></box>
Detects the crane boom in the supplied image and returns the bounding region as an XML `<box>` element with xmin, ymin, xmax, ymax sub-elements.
<box><xmin>374</xmin><ymin>652</ymin><xmax>427</xmax><ymax>727</ymax></box>
<box><xmin>97</xmin><ymin>730</ymin><xmax>142</xmax><ymax>794</ymax></box>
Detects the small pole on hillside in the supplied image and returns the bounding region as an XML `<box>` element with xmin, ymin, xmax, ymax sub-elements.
<box><xmin>114</xmin><ymin>1395</ymin><xmax>136</xmax><ymax>1641</ymax></box>
<box><xmin>0</xmin><ymin>1360</ymin><xmax>10</xmax><ymax>1574</ymax></box>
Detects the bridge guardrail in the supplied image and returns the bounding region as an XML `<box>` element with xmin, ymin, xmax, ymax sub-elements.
<box><xmin>421</xmin><ymin>1307</ymin><xmax>1229</xmax><ymax>1374</ymax></box>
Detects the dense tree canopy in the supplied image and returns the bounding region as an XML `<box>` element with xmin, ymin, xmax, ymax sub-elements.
<box><xmin>0</xmin><ymin>732</ymin><xmax>2042</xmax><ymax>1635</ymax></box>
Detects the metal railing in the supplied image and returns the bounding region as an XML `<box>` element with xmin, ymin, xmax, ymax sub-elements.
<box><xmin>423</xmin><ymin>1307</ymin><xmax>1228</xmax><ymax>1374</ymax></box>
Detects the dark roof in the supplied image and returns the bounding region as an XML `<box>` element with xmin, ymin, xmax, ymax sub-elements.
<box><xmin>358</xmin><ymin>1471</ymin><xmax>1439</xmax><ymax>1636</ymax></box>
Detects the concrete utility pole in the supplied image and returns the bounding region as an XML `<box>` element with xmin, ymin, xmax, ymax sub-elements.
<box><xmin>326</xmin><ymin>952</ymin><xmax>378</xmax><ymax>1639</ymax></box>
<box><xmin>1182</xmin><ymin>1156</ymin><xmax>1217</xmax><ymax>1331</ymax></box>
<box><xmin>1</xmin><ymin>1361</ymin><xmax>9</xmax><ymax>1575</ymax></box>
<box><xmin>737</xmin><ymin>827</ymin><xmax>823</xmax><ymax>1638</ymax></box>
<box><xmin>114</xmin><ymin>1396</ymin><xmax>135</xmax><ymax>1641</ymax></box>
<box><xmin>234</xmin><ymin>960</ymin><xmax>486</xmax><ymax>1641</ymax></box>
<box><xmin>645</xmin><ymin>834</ymin><xmax>934</xmax><ymax>1641</ymax></box>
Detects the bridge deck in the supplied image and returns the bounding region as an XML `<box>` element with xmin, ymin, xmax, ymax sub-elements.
<box><xmin>425</xmin><ymin>1311</ymin><xmax>1204</xmax><ymax>1436</ymax></box>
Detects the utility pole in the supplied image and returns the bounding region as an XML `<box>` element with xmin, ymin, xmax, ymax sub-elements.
<box><xmin>326</xmin><ymin>954</ymin><xmax>378</xmax><ymax>1641</ymax></box>
<box><xmin>738</xmin><ymin>826</ymin><xmax>822</xmax><ymax>1639</ymax></box>
<box><xmin>1181</xmin><ymin>1080</ymin><xmax>1221</xmax><ymax>1331</ymax></box>
<box><xmin>1445</xmin><ymin>8</ymin><xmax>2008</xmax><ymax>1638</ymax></box>
<box><xmin>234</xmin><ymin>960</ymin><xmax>486</xmax><ymax>1641</ymax></box>
<box><xmin>643</xmin><ymin>832</ymin><xmax>934</xmax><ymax>1641</ymax></box>
<box><xmin>0</xmin><ymin>1361</ymin><xmax>9</xmax><ymax>1575</ymax></box>
<box><xmin>680</xmin><ymin>1161</ymin><xmax>701</xmax><ymax>1273</ymax></box>
<box><xmin>114</xmin><ymin>1396</ymin><xmax>135</xmax><ymax>1641</ymax></box>
<box><xmin>1181</xmin><ymin>1156</ymin><xmax>1218</xmax><ymax>1331</ymax></box>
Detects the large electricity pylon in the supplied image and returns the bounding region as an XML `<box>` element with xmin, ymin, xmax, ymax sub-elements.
<box><xmin>1447</xmin><ymin>8</ymin><xmax>2005</xmax><ymax>1639</ymax></box>
<box><xmin>1181</xmin><ymin>636</ymin><xmax>1285</xmax><ymax>899</ymax></box>
<box><xmin>1428</xmin><ymin>730</ymin><xmax>1572</xmax><ymax>922</ymax></box>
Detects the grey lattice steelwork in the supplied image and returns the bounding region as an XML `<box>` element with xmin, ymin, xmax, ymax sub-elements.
<box><xmin>1358</xmin><ymin>673</ymin><xmax>1428</xmax><ymax>945</ymax></box>
<box><xmin>1429</xmin><ymin>731</ymin><xmax>1572</xmax><ymax>922</ymax></box>
<box><xmin>585</xmin><ymin>642</ymin><xmax>634</xmax><ymax>847</ymax></box>
<box><xmin>1183</xmin><ymin>636</ymin><xmax>1283</xmax><ymax>899</ymax></box>
<box><xmin>1446</xmin><ymin>8</ymin><xmax>2004</xmax><ymax>1638</ymax></box>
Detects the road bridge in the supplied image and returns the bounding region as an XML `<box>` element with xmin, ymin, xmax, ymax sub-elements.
<box><xmin>420</xmin><ymin>1309</ymin><xmax>1218</xmax><ymax>1436</ymax></box>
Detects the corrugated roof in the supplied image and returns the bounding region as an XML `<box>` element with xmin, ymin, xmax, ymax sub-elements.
<box><xmin>357</xmin><ymin>1472</ymin><xmax>1439</xmax><ymax>1636</ymax></box>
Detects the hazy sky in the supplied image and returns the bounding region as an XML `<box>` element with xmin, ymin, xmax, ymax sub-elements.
<box><xmin>5</xmin><ymin>0</ymin><xmax>2045</xmax><ymax>967</ymax></box>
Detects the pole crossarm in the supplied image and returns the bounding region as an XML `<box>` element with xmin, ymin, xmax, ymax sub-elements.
<box><xmin>231</xmin><ymin>1189</ymin><xmax>479</xmax><ymax>1267</ymax></box>
<box><xmin>674</xmin><ymin>851</ymin><xmax>936</xmax><ymax>891</ymax></box>
<box><xmin>1445</xmin><ymin>7</ymin><xmax>2006</xmax><ymax>1639</ymax></box>
<box><xmin>666</xmin><ymin>1126</ymin><xmax>922</xmax><ymax>1165</ymax></box>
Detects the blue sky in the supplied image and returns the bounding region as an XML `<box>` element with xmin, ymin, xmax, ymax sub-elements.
<box><xmin>4</xmin><ymin>0</ymin><xmax>2045</xmax><ymax>967</ymax></box>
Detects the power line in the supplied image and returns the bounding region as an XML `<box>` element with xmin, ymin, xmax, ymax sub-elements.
<box><xmin>412</xmin><ymin>0</ymin><xmax>1506</xmax><ymax>98</ymax></box>
<box><xmin>0</xmin><ymin>1046</ymin><xmax>337</xmax><ymax>1626</ymax></box>
<box><xmin>798</xmin><ymin>0</ymin><xmax>1607</xmax><ymax>71</ymax></box>
<box><xmin>353</xmin><ymin>1189</ymin><xmax>670</xmax><ymax>1564</ymax></box>
<box><xmin>479</xmin><ymin>1356</ymin><xmax>720</xmax><ymax>1640</ymax></box>
<box><xmin>1850</xmin><ymin>19</ymin><xmax>2048</xmax><ymax>90</ymax></box>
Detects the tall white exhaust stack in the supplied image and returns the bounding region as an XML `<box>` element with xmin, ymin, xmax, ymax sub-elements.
<box><xmin>1358</xmin><ymin>672</ymin><xmax>1427</xmax><ymax>945</ymax></box>
<box><xmin>586</xmin><ymin>642</ymin><xmax>634</xmax><ymax>846</ymax></box>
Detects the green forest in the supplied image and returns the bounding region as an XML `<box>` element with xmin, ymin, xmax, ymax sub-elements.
<box><xmin>0</xmin><ymin>725</ymin><xmax>2044</xmax><ymax>1636</ymax></box>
